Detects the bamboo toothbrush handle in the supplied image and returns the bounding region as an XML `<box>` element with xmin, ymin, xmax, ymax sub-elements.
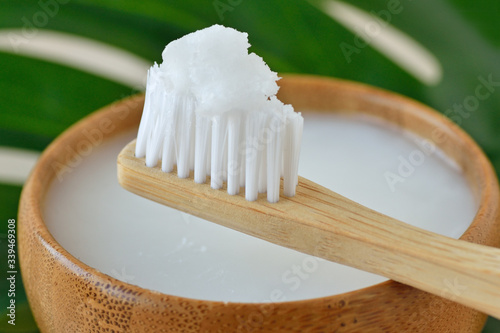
<box><xmin>118</xmin><ymin>140</ymin><xmax>500</xmax><ymax>319</ymax></box>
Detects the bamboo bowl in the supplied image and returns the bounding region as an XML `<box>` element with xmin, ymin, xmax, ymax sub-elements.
<box><xmin>19</xmin><ymin>75</ymin><xmax>500</xmax><ymax>332</ymax></box>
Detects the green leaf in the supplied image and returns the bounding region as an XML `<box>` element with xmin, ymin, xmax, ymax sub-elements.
<box><xmin>314</xmin><ymin>0</ymin><xmax>500</xmax><ymax>178</ymax></box>
<box><xmin>0</xmin><ymin>184</ymin><xmax>22</xmax><ymax>236</ymax></box>
<box><xmin>220</xmin><ymin>0</ymin><xmax>427</xmax><ymax>99</ymax></box>
<box><xmin>0</xmin><ymin>195</ymin><xmax>36</xmax><ymax>332</ymax></box>
<box><xmin>483</xmin><ymin>317</ymin><xmax>500</xmax><ymax>333</ymax></box>
<box><xmin>0</xmin><ymin>52</ymin><xmax>134</xmax><ymax>151</ymax></box>
<box><xmin>0</xmin><ymin>1</ymin><xmax>214</xmax><ymax>64</ymax></box>
<box><xmin>0</xmin><ymin>302</ymin><xmax>39</xmax><ymax>333</ymax></box>
<box><xmin>447</xmin><ymin>0</ymin><xmax>500</xmax><ymax>48</ymax></box>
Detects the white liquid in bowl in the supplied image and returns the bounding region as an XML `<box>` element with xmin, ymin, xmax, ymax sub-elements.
<box><xmin>44</xmin><ymin>113</ymin><xmax>477</xmax><ymax>303</ymax></box>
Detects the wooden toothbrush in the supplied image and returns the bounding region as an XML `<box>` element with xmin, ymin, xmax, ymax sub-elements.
<box><xmin>118</xmin><ymin>24</ymin><xmax>500</xmax><ymax>319</ymax></box>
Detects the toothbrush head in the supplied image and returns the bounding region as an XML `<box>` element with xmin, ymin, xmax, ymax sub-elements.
<box><xmin>134</xmin><ymin>25</ymin><xmax>303</xmax><ymax>202</ymax></box>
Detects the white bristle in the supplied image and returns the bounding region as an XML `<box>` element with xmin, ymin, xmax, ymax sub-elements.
<box><xmin>266</xmin><ymin>113</ymin><xmax>285</xmax><ymax>203</ymax></box>
<box><xmin>144</xmin><ymin>90</ymin><xmax>167</xmax><ymax>168</ymax></box>
<box><xmin>135</xmin><ymin>64</ymin><xmax>157</xmax><ymax>159</ymax></box>
<box><xmin>239</xmin><ymin>115</ymin><xmax>247</xmax><ymax>189</ymax></box>
<box><xmin>258</xmin><ymin>148</ymin><xmax>267</xmax><ymax>194</ymax></box>
<box><xmin>210</xmin><ymin>115</ymin><xmax>227</xmax><ymax>190</ymax></box>
<box><xmin>227</xmin><ymin>115</ymin><xmax>241</xmax><ymax>195</ymax></box>
<box><xmin>161</xmin><ymin>92</ymin><xmax>176</xmax><ymax>173</ymax></box>
<box><xmin>175</xmin><ymin>95</ymin><xmax>195</xmax><ymax>178</ymax></box>
<box><xmin>135</xmin><ymin>24</ymin><xmax>304</xmax><ymax>202</ymax></box>
<box><xmin>194</xmin><ymin>114</ymin><xmax>211</xmax><ymax>184</ymax></box>
<box><xmin>244</xmin><ymin>112</ymin><xmax>265</xmax><ymax>201</ymax></box>
<box><xmin>283</xmin><ymin>108</ymin><xmax>304</xmax><ymax>197</ymax></box>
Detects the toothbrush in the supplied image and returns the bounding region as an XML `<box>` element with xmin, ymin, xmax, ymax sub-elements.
<box><xmin>134</xmin><ymin>25</ymin><xmax>303</xmax><ymax>203</ymax></box>
<box><xmin>117</xmin><ymin>25</ymin><xmax>500</xmax><ymax>319</ymax></box>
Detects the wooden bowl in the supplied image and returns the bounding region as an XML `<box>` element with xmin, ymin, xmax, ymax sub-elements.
<box><xmin>19</xmin><ymin>75</ymin><xmax>500</xmax><ymax>332</ymax></box>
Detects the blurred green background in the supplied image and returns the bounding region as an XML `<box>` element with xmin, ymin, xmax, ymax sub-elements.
<box><xmin>1</xmin><ymin>0</ymin><xmax>499</xmax><ymax>331</ymax></box>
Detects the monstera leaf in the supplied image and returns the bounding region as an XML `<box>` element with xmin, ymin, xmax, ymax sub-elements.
<box><xmin>0</xmin><ymin>0</ymin><xmax>498</xmax><ymax>331</ymax></box>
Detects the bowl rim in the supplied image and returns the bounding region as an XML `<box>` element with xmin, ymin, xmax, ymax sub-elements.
<box><xmin>19</xmin><ymin>74</ymin><xmax>500</xmax><ymax>308</ymax></box>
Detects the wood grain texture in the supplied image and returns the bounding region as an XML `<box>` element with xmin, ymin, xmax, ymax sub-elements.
<box><xmin>19</xmin><ymin>75</ymin><xmax>500</xmax><ymax>332</ymax></box>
